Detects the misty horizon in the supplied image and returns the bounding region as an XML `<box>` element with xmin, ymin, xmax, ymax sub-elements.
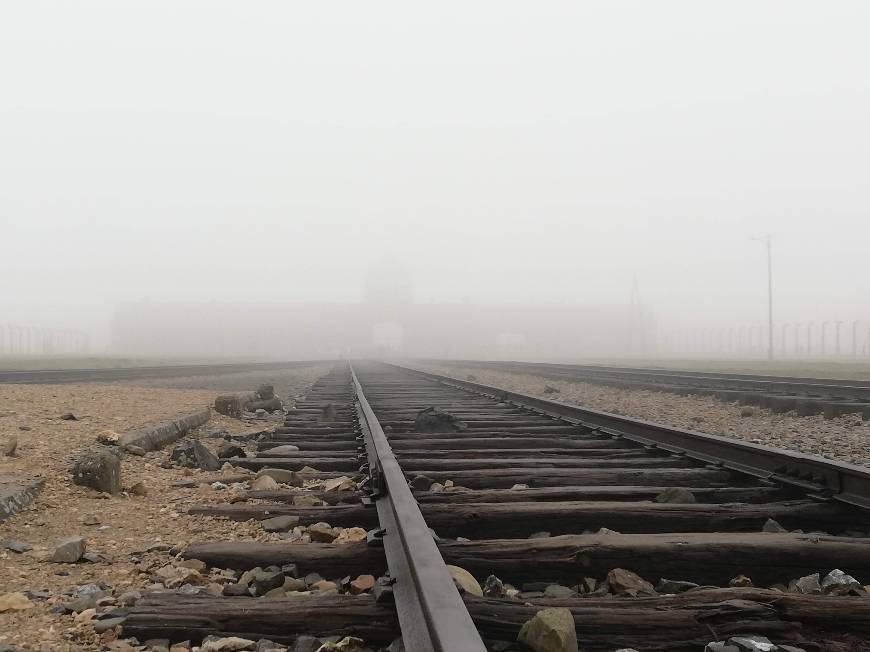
<box><xmin>2</xmin><ymin>1</ymin><xmax>869</xmax><ymax>359</ymax></box>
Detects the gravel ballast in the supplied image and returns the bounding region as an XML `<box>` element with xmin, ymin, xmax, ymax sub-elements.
<box><xmin>421</xmin><ymin>365</ymin><xmax>870</xmax><ymax>468</ymax></box>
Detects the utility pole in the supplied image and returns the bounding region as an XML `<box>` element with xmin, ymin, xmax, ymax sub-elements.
<box><xmin>753</xmin><ymin>235</ymin><xmax>774</xmax><ymax>360</ymax></box>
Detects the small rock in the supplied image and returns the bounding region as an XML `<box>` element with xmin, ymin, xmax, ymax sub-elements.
<box><xmin>80</xmin><ymin>514</ymin><xmax>101</xmax><ymax>526</ymax></box>
<box><xmin>323</xmin><ymin>476</ymin><xmax>355</xmax><ymax>492</ymax></box>
<box><xmin>311</xmin><ymin>580</ymin><xmax>337</xmax><ymax>592</ymax></box>
<box><xmin>211</xmin><ymin>481</ymin><xmax>229</xmax><ymax>491</ymax></box>
<box><xmin>290</xmin><ymin>636</ymin><xmax>322</xmax><ymax>652</ymax></box>
<box><xmin>704</xmin><ymin>644</ymin><xmax>740</xmax><ymax>652</ymax></box>
<box><xmin>821</xmin><ymin>568</ymin><xmax>862</xmax><ymax>595</ymax></box>
<box><xmin>739</xmin><ymin>407</ymin><xmax>755</xmax><ymax>417</ymax></box>
<box><xmin>0</xmin><ymin>592</ymin><xmax>33</xmax><ymax>612</ymax></box>
<box><xmin>349</xmin><ymin>574</ymin><xmax>375</xmax><ymax>594</ymax></box>
<box><xmin>60</xmin><ymin>412</ymin><xmax>78</xmax><ymax>421</ymax></box>
<box><xmin>789</xmin><ymin>573</ymin><xmax>821</xmax><ymax>594</ymax></box>
<box><xmin>606</xmin><ymin>568</ymin><xmax>654</xmax><ymax>596</ymax></box>
<box><xmin>414</xmin><ymin>407</ymin><xmax>468</xmax><ymax>433</ymax></box>
<box><xmin>308</xmin><ymin>523</ymin><xmax>337</xmax><ymax>543</ymax></box>
<box><xmin>762</xmin><ymin>518</ymin><xmax>787</xmax><ymax>533</ymax></box>
<box><xmin>254</xmin><ymin>639</ymin><xmax>285</xmax><ymax>651</ymax></box>
<box><xmin>542</xmin><ymin>385</ymin><xmax>560</xmax><ymax>395</ymax></box>
<box><xmin>729</xmin><ymin>574</ymin><xmax>754</xmax><ymax>588</ymax></box>
<box><xmin>200</xmin><ymin>637</ymin><xmax>258</xmax><ymax>652</ymax></box>
<box><xmin>217</xmin><ymin>443</ymin><xmax>245</xmax><ymax>458</ymax></box>
<box><xmin>117</xmin><ymin>590</ymin><xmax>142</xmax><ymax>606</ymax></box>
<box><xmin>265</xmin><ymin>445</ymin><xmax>300</xmax><ymax>456</ymax></box>
<box><xmin>409</xmin><ymin>475</ymin><xmax>433</xmax><ymax>491</ymax></box>
<box><xmin>655</xmin><ymin>488</ymin><xmax>696</xmax><ymax>504</ymax></box>
<box><xmin>528</xmin><ymin>531</ymin><xmax>551</xmax><ymax>539</ymax></box>
<box><xmin>52</xmin><ymin>536</ymin><xmax>87</xmax><ymax>563</ymax></box>
<box><xmin>544</xmin><ymin>584</ymin><xmax>576</xmax><ymax>598</ymax></box>
<box><xmin>510</xmin><ymin>483</ymin><xmax>529</xmax><ymax>490</ymax></box>
<box><xmin>256</xmin><ymin>468</ymin><xmax>302</xmax><ymax>486</ymax></box>
<box><xmin>261</xmin><ymin>515</ymin><xmax>300</xmax><ymax>532</ymax></box>
<box><xmin>0</xmin><ymin>539</ymin><xmax>31</xmax><ymax>553</ymax></box>
<box><xmin>447</xmin><ymin>565</ymin><xmax>483</xmax><ymax>597</ymax></box>
<box><xmin>517</xmin><ymin>607</ymin><xmax>578</xmax><ymax>652</ymax></box>
<box><xmin>1</xmin><ymin>435</ymin><xmax>17</xmax><ymax>456</ymax></box>
<box><xmin>250</xmin><ymin>475</ymin><xmax>280</xmax><ymax>491</ymax></box>
<box><xmin>334</xmin><ymin>527</ymin><xmax>367</xmax><ymax>544</ymax></box>
<box><xmin>483</xmin><ymin>574</ymin><xmax>506</xmax><ymax>598</ymax></box>
<box><xmin>727</xmin><ymin>635</ymin><xmax>777</xmax><ymax>652</ymax></box>
<box><xmin>429</xmin><ymin>482</ymin><xmax>445</xmax><ymax>493</ymax></box>
<box><xmin>129</xmin><ymin>480</ymin><xmax>148</xmax><ymax>496</ymax></box>
<box><xmin>124</xmin><ymin>444</ymin><xmax>147</xmax><ymax>456</ymax></box>
<box><xmin>318</xmin><ymin>403</ymin><xmax>337</xmax><ymax>422</ymax></box>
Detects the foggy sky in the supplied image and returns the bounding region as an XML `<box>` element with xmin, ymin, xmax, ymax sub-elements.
<box><xmin>1</xmin><ymin>1</ymin><xmax>869</xmax><ymax>349</ymax></box>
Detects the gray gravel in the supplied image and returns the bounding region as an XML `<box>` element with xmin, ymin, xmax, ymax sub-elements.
<box><xmin>423</xmin><ymin>365</ymin><xmax>870</xmax><ymax>468</ymax></box>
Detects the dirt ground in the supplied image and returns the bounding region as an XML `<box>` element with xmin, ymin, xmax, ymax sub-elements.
<box><xmin>0</xmin><ymin>364</ymin><xmax>329</xmax><ymax>651</ymax></box>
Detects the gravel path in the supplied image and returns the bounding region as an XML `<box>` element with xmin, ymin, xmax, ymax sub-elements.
<box><xmin>0</xmin><ymin>364</ymin><xmax>331</xmax><ymax>651</ymax></box>
<box><xmin>421</xmin><ymin>364</ymin><xmax>870</xmax><ymax>468</ymax></box>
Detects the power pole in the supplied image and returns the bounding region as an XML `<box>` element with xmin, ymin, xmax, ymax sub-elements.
<box><xmin>753</xmin><ymin>235</ymin><xmax>774</xmax><ymax>360</ymax></box>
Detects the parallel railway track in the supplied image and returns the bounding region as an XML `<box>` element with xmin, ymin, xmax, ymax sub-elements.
<box><xmin>426</xmin><ymin>359</ymin><xmax>870</xmax><ymax>420</ymax></box>
<box><xmin>115</xmin><ymin>362</ymin><xmax>870</xmax><ymax>651</ymax></box>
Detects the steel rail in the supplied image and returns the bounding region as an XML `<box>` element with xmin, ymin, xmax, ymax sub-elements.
<box><xmin>350</xmin><ymin>364</ymin><xmax>486</xmax><ymax>652</ymax></box>
<box><xmin>392</xmin><ymin>362</ymin><xmax>870</xmax><ymax>510</ymax></box>
<box><xmin>420</xmin><ymin>359</ymin><xmax>870</xmax><ymax>402</ymax></box>
<box><xmin>0</xmin><ymin>360</ymin><xmax>326</xmax><ymax>385</ymax></box>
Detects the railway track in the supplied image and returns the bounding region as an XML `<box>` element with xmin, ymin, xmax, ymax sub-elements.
<box><xmin>0</xmin><ymin>360</ymin><xmax>322</xmax><ymax>384</ymax></box>
<box><xmin>115</xmin><ymin>362</ymin><xmax>870</xmax><ymax>651</ymax></box>
<box><xmin>427</xmin><ymin>359</ymin><xmax>870</xmax><ymax>420</ymax></box>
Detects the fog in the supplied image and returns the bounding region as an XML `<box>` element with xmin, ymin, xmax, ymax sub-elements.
<box><xmin>2</xmin><ymin>2</ymin><xmax>869</xmax><ymax>360</ymax></box>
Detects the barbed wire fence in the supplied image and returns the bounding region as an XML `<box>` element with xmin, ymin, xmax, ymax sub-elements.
<box><xmin>658</xmin><ymin>320</ymin><xmax>870</xmax><ymax>359</ymax></box>
<box><xmin>0</xmin><ymin>325</ymin><xmax>89</xmax><ymax>355</ymax></box>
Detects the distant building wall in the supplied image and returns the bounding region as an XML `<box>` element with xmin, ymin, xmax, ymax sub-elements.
<box><xmin>111</xmin><ymin>301</ymin><xmax>656</xmax><ymax>360</ymax></box>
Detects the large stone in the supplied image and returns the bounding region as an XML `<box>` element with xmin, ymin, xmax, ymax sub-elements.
<box><xmin>414</xmin><ymin>407</ymin><xmax>468</xmax><ymax>433</ymax></box>
<box><xmin>290</xmin><ymin>636</ymin><xmax>322</xmax><ymax>652</ymax></box>
<box><xmin>193</xmin><ymin>441</ymin><xmax>221</xmax><ymax>471</ymax></box>
<box><xmin>606</xmin><ymin>568</ymin><xmax>655</xmax><ymax>596</ymax></box>
<box><xmin>349</xmin><ymin>574</ymin><xmax>375</xmax><ymax>594</ymax></box>
<box><xmin>256</xmin><ymin>468</ymin><xmax>302</xmax><ymax>486</ymax></box>
<box><xmin>517</xmin><ymin>607</ymin><xmax>578</xmax><ymax>652</ymax></box>
<box><xmin>446</xmin><ymin>565</ymin><xmax>482</xmax><ymax>597</ymax></box>
<box><xmin>71</xmin><ymin>450</ymin><xmax>121</xmax><ymax>494</ymax></box>
<box><xmin>334</xmin><ymin>527</ymin><xmax>367</xmax><ymax>544</ymax></box>
<box><xmin>52</xmin><ymin>537</ymin><xmax>86</xmax><ymax>563</ymax></box>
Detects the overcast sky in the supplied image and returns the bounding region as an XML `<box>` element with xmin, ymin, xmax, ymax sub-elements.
<box><xmin>1</xmin><ymin>1</ymin><xmax>868</xmax><ymax>346</ymax></box>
